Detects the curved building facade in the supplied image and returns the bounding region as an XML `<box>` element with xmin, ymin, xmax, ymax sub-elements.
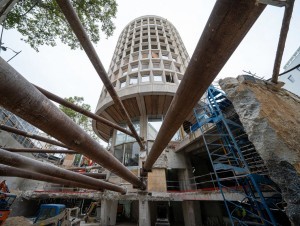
<box><xmin>94</xmin><ymin>15</ymin><xmax>189</xmax><ymax>145</ymax></box>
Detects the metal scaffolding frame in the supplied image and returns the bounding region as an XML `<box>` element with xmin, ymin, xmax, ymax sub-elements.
<box><xmin>192</xmin><ymin>86</ymin><xmax>282</xmax><ymax>225</ymax></box>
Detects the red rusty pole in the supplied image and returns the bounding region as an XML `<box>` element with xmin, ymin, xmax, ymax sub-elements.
<box><xmin>143</xmin><ymin>0</ymin><xmax>266</xmax><ymax>171</ymax></box>
<box><xmin>81</xmin><ymin>172</ymin><xmax>106</xmax><ymax>180</ymax></box>
<box><xmin>0</xmin><ymin>124</ymin><xmax>68</xmax><ymax>148</ymax></box>
<box><xmin>0</xmin><ymin>164</ymin><xmax>100</xmax><ymax>191</ymax></box>
<box><xmin>0</xmin><ymin>148</ymin><xmax>126</xmax><ymax>193</ymax></box>
<box><xmin>55</xmin><ymin>0</ymin><xmax>145</xmax><ymax>150</ymax></box>
<box><xmin>3</xmin><ymin>148</ymin><xmax>77</xmax><ymax>154</ymax></box>
<box><xmin>34</xmin><ymin>85</ymin><xmax>135</xmax><ymax>138</ymax></box>
<box><xmin>0</xmin><ymin>60</ymin><xmax>145</xmax><ymax>189</ymax></box>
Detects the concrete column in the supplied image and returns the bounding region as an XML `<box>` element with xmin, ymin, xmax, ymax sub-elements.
<box><xmin>182</xmin><ymin>201</ymin><xmax>202</xmax><ymax>226</ymax></box>
<box><xmin>101</xmin><ymin>200</ymin><xmax>118</xmax><ymax>226</ymax></box>
<box><xmin>139</xmin><ymin>200</ymin><xmax>151</xmax><ymax>226</ymax></box>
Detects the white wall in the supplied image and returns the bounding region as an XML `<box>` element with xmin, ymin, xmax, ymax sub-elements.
<box><xmin>280</xmin><ymin>47</ymin><xmax>300</xmax><ymax>96</ymax></box>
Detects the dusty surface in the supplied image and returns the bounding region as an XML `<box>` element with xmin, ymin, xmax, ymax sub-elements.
<box><xmin>220</xmin><ymin>75</ymin><xmax>300</xmax><ymax>225</ymax></box>
<box><xmin>3</xmin><ymin>216</ymin><xmax>31</xmax><ymax>226</ymax></box>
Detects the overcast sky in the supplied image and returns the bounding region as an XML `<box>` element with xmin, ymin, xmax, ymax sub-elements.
<box><xmin>1</xmin><ymin>0</ymin><xmax>299</xmax><ymax>113</ymax></box>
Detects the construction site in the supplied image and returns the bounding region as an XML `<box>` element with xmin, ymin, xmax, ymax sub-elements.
<box><xmin>0</xmin><ymin>0</ymin><xmax>299</xmax><ymax>226</ymax></box>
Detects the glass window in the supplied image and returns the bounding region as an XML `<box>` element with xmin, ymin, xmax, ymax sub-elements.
<box><xmin>164</xmin><ymin>63</ymin><xmax>171</xmax><ymax>70</ymax></box>
<box><xmin>151</xmin><ymin>52</ymin><xmax>159</xmax><ymax>59</ymax></box>
<box><xmin>166</xmin><ymin>73</ymin><xmax>174</xmax><ymax>83</ymax></box>
<box><xmin>148</xmin><ymin>117</ymin><xmax>163</xmax><ymax>140</ymax></box>
<box><xmin>114</xmin><ymin>145</ymin><xmax>124</xmax><ymax>163</ymax></box>
<box><xmin>131</xmin><ymin>64</ymin><xmax>138</xmax><ymax>72</ymax></box>
<box><xmin>161</xmin><ymin>45</ymin><xmax>167</xmax><ymax>51</ymax></box>
<box><xmin>120</xmin><ymin>81</ymin><xmax>126</xmax><ymax>88</ymax></box>
<box><xmin>132</xmin><ymin>54</ymin><xmax>139</xmax><ymax>61</ymax></box>
<box><xmin>122</xmin><ymin>67</ymin><xmax>128</xmax><ymax>76</ymax></box>
<box><xmin>154</xmin><ymin>75</ymin><xmax>162</xmax><ymax>82</ymax></box>
<box><xmin>115</xmin><ymin>126</ymin><xmax>126</xmax><ymax>145</ymax></box>
<box><xmin>123</xmin><ymin>57</ymin><xmax>129</xmax><ymax>65</ymax></box>
<box><xmin>142</xmin><ymin>52</ymin><xmax>148</xmax><ymax>59</ymax></box>
<box><xmin>175</xmin><ymin>65</ymin><xmax>181</xmax><ymax>72</ymax></box>
<box><xmin>162</xmin><ymin>53</ymin><xmax>168</xmax><ymax>60</ymax></box>
<box><xmin>141</xmin><ymin>74</ymin><xmax>150</xmax><ymax>82</ymax></box>
<box><xmin>129</xmin><ymin>75</ymin><xmax>138</xmax><ymax>85</ymax></box>
<box><xmin>115</xmin><ymin>121</ymin><xmax>140</xmax><ymax>145</ymax></box>
<box><xmin>141</xmin><ymin>62</ymin><xmax>149</xmax><ymax>70</ymax></box>
<box><xmin>124</xmin><ymin>143</ymin><xmax>139</xmax><ymax>166</ymax></box>
<box><xmin>153</xmin><ymin>62</ymin><xmax>160</xmax><ymax>68</ymax></box>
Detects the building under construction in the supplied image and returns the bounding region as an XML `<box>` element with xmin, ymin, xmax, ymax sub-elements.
<box><xmin>0</xmin><ymin>1</ymin><xmax>299</xmax><ymax>226</ymax></box>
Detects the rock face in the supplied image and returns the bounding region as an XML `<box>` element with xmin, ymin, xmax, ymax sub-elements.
<box><xmin>219</xmin><ymin>75</ymin><xmax>300</xmax><ymax>225</ymax></box>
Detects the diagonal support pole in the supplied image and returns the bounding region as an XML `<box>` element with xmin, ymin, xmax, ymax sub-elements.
<box><xmin>0</xmin><ymin>57</ymin><xmax>145</xmax><ymax>190</ymax></box>
<box><xmin>143</xmin><ymin>0</ymin><xmax>266</xmax><ymax>171</ymax></box>
<box><xmin>55</xmin><ymin>0</ymin><xmax>145</xmax><ymax>150</ymax></box>
<box><xmin>0</xmin><ymin>149</ymin><xmax>125</xmax><ymax>193</ymax></box>
<box><xmin>34</xmin><ymin>85</ymin><xmax>135</xmax><ymax>138</ymax></box>
<box><xmin>3</xmin><ymin>147</ymin><xmax>77</xmax><ymax>154</ymax></box>
<box><xmin>0</xmin><ymin>124</ymin><xmax>68</xmax><ymax>148</ymax></box>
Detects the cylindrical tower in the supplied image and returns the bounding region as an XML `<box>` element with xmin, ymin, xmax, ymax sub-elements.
<box><xmin>93</xmin><ymin>15</ymin><xmax>190</xmax><ymax>178</ymax></box>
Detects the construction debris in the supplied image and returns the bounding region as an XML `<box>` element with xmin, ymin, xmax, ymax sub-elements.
<box><xmin>3</xmin><ymin>216</ymin><xmax>31</xmax><ymax>226</ymax></box>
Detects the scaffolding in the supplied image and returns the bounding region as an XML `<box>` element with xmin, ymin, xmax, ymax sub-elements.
<box><xmin>192</xmin><ymin>85</ymin><xmax>282</xmax><ymax>226</ymax></box>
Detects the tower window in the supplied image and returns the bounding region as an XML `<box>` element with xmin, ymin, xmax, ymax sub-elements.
<box><xmin>132</xmin><ymin>53</ymin><xmax>139</xmax><ymax>61</ymax></box>
<box><xmin>154</xmin><ymin>74</ymin><xmax>162</xmax><ymax>82</ymax></box>
<box><xmin>141</xmin><ymin>74</ymin><xmax>150</xmax><ymax>82</ymax></box>
<box><xmin>131</xmin><ymin>63</ymin><xmax>138</xmax><ymax>72</ymax></box>
<box><xmin>166</xmin><ymin>73</ymin><xmax>174</xmax><ymax>83</ymax></box>
<box><xmin>162</xmin><ymin>52</ymin><xmax>169</xmax><ymax>60</ymax></box>
<box><xmin>141</xmin><ymin>62</ymin><xmax>149</xmax><ymax>70</ymax></box>
<box><xmin>164</xmin><ymin>63</ymin><xmax>171</xmax><ymax>70</ymax></box>
<box><xmin>122</xmin><ymin>67</ymin><xmax>128</xmax><ymax>76</ymax></box>
<box><xmin>142</xmin><ymin>51</ymin><xmax>149</xmax><ymax>59</ymax></box>
<box><xmin>151</xmin><ymin>51</ymin><xmax>159</xmax><ymax>59</ymax></box>
<box><xmin>129</xmin><ymin>74</ymin><xmax>138</xmax><ymax>85</ymax></box>
<box><xmin>120</xmin><ymin>80</ymin><xmax>126</xmax><ymax>88</ymax></box>
<box><xmin>153</xmin><ymin>62</ymin><xmax>160</xmax><ymax>68</ymax></box>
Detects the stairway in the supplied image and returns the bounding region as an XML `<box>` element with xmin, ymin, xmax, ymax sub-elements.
<box><xmin>193</xmin><ymin>86</ymin><xmax>280</xmax><ymax>226</ymax></box>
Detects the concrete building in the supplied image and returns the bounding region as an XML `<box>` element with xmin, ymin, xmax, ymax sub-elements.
<box><xmin>89</xmin><ymin>15</ymin><xmax>289</xmax><ymax>226</ymax></box>
<box><xmin>1</xmin><ymin>14</ymin><xmax>294</xmax><ymax>226</ymax></box>
<box><xmin>280</xmin><ymin>46</ymin><xmax>300</xmax><ymax>96</ymax></box>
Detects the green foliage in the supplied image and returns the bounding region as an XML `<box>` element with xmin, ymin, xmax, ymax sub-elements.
<box><xmin>4</xmin><ymin>0</ymin><xmax>117</xmax><ymax>51</ymax></box>
<box><xmin>59</xmin><ymin>96</ymin><xmax>99</xmax><ymax>141</ymax></box>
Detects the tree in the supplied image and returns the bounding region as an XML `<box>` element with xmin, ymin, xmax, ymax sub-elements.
<box><xmin>59</xmin><ymin>96</ymin><xmax>100</xmax><ymax>142</ymax></box>
<box><xmin>4</xmin><ymin>0</ymin><xmax>117</xmax><ymax>51</ymax></box>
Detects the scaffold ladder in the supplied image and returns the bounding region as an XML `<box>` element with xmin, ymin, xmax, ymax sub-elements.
<box><xmin>193</xmin><ymin>86</ymin><xmax>278</xmax><ymax>226</ymax></box>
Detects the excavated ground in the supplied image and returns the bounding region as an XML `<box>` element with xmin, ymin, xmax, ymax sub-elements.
<box><xmin>219</xmin><ymin>75</ymin><xmax>300</xmax><ymax>225</ymax></box>
<box><xmin>3</xmin><ymin>216</ymin><xmax>31</xmax><ymax>226</ymax></box>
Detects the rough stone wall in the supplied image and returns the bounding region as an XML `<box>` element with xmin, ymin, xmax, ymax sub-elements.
<box><xmin>219</xmin><ymin>75</ymin><xmax>300</xmax><ymax>225</ymax></box>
